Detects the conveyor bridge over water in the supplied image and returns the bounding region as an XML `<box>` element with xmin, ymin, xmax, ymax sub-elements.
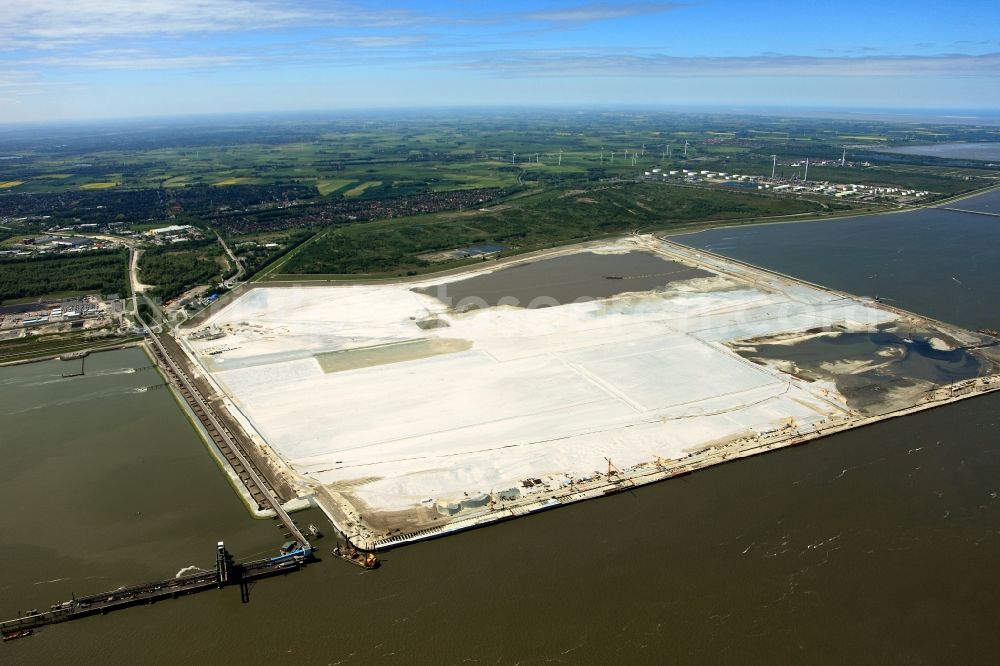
<box><xmin>1</xmin><ymin>541</ymin><xmax>312</xmax><ymax>640</ymax></box>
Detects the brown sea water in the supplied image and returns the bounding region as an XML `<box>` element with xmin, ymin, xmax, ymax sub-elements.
<box><xmin>3</xmin><ymin>197</ymin><xmax>1000</xmax><ymax>663</ymax></box>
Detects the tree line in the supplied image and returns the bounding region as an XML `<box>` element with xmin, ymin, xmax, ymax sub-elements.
<box><xmin>0</xmin><ymin>250</ymin><xmax>128</xmax><ymax>302</ymax></box>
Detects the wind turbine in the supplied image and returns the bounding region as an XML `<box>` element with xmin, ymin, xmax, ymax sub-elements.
<box><xmin>771</xmin><ymin>155</ymin><xmax>777</xmax><ymax>180</ymax></box>
<box><xmin>512</xmin><ymin>151</ymin><xmax>516</xmax><ymax>165</ymax></box>
<box><xmin>841</xmin><ymin>146</ymin><xmax>846</xmax><ymax>167</ymax></box>
<box><xmin>558</xmin><ymin>150</ymin><xmax>563</xmax><ymax>166</ymax></box>
<box><xmin>683</xmin><ymin>140</ymin><xmax>689</xmax><ymax>158</ymax></box>
<box><xmin>600</xmin><ymin>147</ymin><xmax>604</xmax><ymax>163</ymax></box>
<box><xmin>804</xmin><ymin>157</ymin><xmax>809</xmax><ymax>183</ymax></box>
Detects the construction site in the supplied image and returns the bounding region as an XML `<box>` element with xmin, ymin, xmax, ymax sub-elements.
<box><xmin>175</xmin><ymin>237</ymin><xmax>1000</xmax><ymax>550</ymax></box>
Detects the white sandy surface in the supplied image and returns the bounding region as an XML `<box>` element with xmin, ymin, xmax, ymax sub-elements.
<box><xmin>184</xmin><ymin>238</ymin><xmax>897</xmax><ymax>515</ymax></box>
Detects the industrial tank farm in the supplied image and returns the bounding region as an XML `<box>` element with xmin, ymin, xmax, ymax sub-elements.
<box><xmin>178</xmin><ymin>237</ymin><xmax>1000</xmax><ymax>549</ymax></box>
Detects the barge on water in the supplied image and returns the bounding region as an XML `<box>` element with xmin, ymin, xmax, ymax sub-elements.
<box><xmin>333</xmin><ymin>542</ymin><xmax>379</xmax><ymax>569</ymax></box>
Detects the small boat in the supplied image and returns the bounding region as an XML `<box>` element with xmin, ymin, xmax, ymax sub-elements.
<box><xmin>307</xmin><ymin>524</ymin><xmax>322</xmax><ymax>538</ymax></box>
<box><xmin>332</xmin><ymin>543</ymin><xmax>379</xmax><ymax>569</ymax></box>
<box><xmin>2</xmin><ymin>628</ymin><xmax>34</xmax><ymax>642</ymax></box>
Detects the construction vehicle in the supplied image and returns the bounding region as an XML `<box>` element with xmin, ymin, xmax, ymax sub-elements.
<box><xmin>332</xmin><ymin>541</ymin><xmax>379</xmax><ymax>570</ymax></box>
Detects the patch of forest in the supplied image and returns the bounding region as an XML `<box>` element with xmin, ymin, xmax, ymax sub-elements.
<box><xmin>0</xmin><ymin>250</ymin><xmax>128</xmax><ymax>302</ymax></box>
<box><xmin>138</xmin><ymin>239</ymin><xmax>228</xmax><ymax>301</ymax></box>
<box><xmin>283</xmin><ymin>183</ymin><xmax>834</xmax><ymax>275</ymax></box>
<box><xmin>0</xmin><ymin>183</ymin><xmax>318</xmax><ymax>223</ymax></box>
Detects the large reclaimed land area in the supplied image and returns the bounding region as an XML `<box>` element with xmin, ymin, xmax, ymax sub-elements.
<box><xmin>3</xmin><ymin>114</ymin><xmax>1000</xmax><ymax>542</ymax></box>
<box><xmin>180</xmin><ymin>237</ymin><xmax>1000</xmax><ymax>548</ymax></box>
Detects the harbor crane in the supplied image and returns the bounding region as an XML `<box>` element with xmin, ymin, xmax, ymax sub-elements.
<box><xmin>604</xmin><ymin>457</ymin><xmax>622</xmax><ymax>481</ymax></box>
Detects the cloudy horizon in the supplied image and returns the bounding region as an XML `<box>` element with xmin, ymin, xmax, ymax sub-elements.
<box><xmin>1</xmin><ymin>0</ymin><xmax>998</xmax><ymax>122</ymax></box>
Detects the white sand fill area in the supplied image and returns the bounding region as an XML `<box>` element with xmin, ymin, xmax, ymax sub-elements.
<box><xmin>183</xmin><ymin>238</ymin><xmax>896</xmax><ymax>518</ymax></box>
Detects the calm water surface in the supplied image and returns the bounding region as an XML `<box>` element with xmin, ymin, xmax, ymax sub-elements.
<box><xmin>4</xmin><ymin>197</ymin><xmax>1000</xmax><ymax>663</ymax></box>
<box><xmin>416</xmin><ymin>250</ymin><xmax>712</xmax><ymax>308</ymax></box>
<box><xmin>678</xmin><ymin>205</ymin><xmax>1000</xmax><ymax>331</ymax></box>
<box><xmin>879</xmin><ymin>142</ymin><xmax>1000</xmax><ymax>161</ymax></box>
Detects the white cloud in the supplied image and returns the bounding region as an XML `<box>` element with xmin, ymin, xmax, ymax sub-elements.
<box><xmin>340</xmin><ymin>35</ymin><xmax>427</xmax><ymax>48</ymax></box>
<box><xmin>13</xmin><ymin>39</ymin><xmax>429</xmax><ymax>72</ymax></box>
<box><xmin>2</xmin><ymin>2</ymin><xmax>997</xmax><ymax>87</ymax></box>
<box><xmin>455</xmin><ymin>51</ymin><xmax>1000</xmax><ymax>78</ymax></box>
<box><xmin>524</xmin><ymin>2</ymin><xmax>684</xmax><ymax>24</ymax></box>
<box><xmin>1</xmin><ymin>1</ymin><xmax>297</xmax><ymax>42</ymax></box>
<box><xmin>0</xmin><ymin>70</ymin><xmax>61</xmax><ymax>100</ymax></box>
<box><xmin>0</xmin><ymin>0</ymin><xmax>422</xmax><ymax>47</ymax></box>
<box><xmin>24</xmin><ymin>52</ymin><xmax>259</xmax><ymax>70</ymax></box>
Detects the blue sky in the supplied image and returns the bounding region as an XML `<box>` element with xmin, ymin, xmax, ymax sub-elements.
<box><xmin>1</xmin><ymin>0</ymin><xmax>999</xmax><ymax>122</ymax></box>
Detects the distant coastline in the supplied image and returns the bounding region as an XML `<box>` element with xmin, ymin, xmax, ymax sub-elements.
<box><xmin>877</xmin><ymin>142</ymin><xmax>1000</xmax><ymax>161</ymax></box>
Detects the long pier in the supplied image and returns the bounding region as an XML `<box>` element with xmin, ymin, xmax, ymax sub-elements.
<box><xmin>143</xmin><ymin>326</ymin><xmax>309</xmax><ymax>548</ymax></box>
<box><xmin>1</xmin><ymin>328</ymin><xmax>317</xmax><ymax>642</ymax></box>
<box><xmin>937</xmin><ymin>206</ymin><xmax>1000</xmax><ymax>218</ymax></box>
<box><xmin>1</xmin><ymin>542</ymin><xmax>311</xmax><ymax>640</ymax></box>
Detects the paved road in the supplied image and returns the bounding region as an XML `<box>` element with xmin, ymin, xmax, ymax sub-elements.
<box><xmin>216</xmin><ymin>232</ymin><xmax>245</xmax><ymax>288</ymax></box>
